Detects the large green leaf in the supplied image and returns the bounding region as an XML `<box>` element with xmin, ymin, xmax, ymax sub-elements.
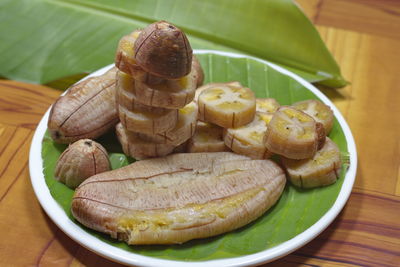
<box><xmin>0</xmin><ymin>0</ymin><xmax>346</xmax><ymax>87</ymax></box>
<box><xmin>41</xmin><ymin>52</ymin><xmax>349</xmax><ymax>261</ymax></box>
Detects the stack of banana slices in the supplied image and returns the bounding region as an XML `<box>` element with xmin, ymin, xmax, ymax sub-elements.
<box><xmin>114</xmin><ymin>21</ymin><xmax>203</xmax><ymax>159</ymax></box>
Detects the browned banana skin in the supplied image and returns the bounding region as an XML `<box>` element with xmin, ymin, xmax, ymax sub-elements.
<box><xmin>48</xmin><ymin>67</ymin><xmax>119</xmax><ymax>144</ymax></box>
<box><xmin>134</xmin><ymin>21</ymin><xmax>192</xmax><ymax>79</ymax></box>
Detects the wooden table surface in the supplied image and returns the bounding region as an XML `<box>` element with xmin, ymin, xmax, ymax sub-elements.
<box><xmin>0</xmin><ymin>1</ymin><xmax>399</xmax><ymax>266</ymax></box>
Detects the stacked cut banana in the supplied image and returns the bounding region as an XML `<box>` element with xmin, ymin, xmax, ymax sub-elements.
<box><xmin>192</xmin><ymin>81</ymin><xmax>341</xmax><ymax>188</ymax></box>
<box><xmin>114</xmin><ymin>21</ymin><xmax>203</xmax><ymax>159</ymax></box>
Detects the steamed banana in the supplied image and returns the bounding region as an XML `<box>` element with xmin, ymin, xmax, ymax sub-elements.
<box><xmin>198</xmin><ymin>82</ymin><xmax>256</xmax><ymax>128</ymax></box>
<box><xmin>48</xmin><ymin>67</ymin><xmax>119</xmax><ymax>144</ymax></box>
<box><xmin>187</xmin><ymin>121</ymin><xmax>229</xmax><ymax>153</ymax></box>
<box><xmin>224</xmin><ymin>112</ymin><xmax>273</xmax><ymax>159</ymax></box>
<box><xmin>256</xmin><ymin>98</ymin><xmax>280</xmax><ymax>113</ymax></box>
<box><xmin>137</xmin><ymin>102</ymin><xmax>198</xmax><ymax>146</ymax></box>
<box><xmin>292</xmin><ymin>99</ymin><xmax>334</xmax><ymax>134</ymax></box>
<box><xmin>115</xmin><ymin>123</ymin><xmax>174</xmax><ymax>159</ymax></box>
<box><xmin>264</xmin><ymin>106</ymin><xmax>319</xmax><ymax>159</ymax></box>
<box><xmin>71</xmin><ymin>152</ymin><xmax>286</xmax><ymax>244</ymax></box>
<box><xmin>194</xmin><ymin>82</ymin><xmax>241</xmax><ymax>103</ymax></box>
<box><xmin>281</xmin><ymin>137</ymin><xmax>341</xmax><ymax>188</ymax></box>
<box><xmin>117</xmin><ymin>70</ymin><xmax>196</xmax><ymax>109</ymax></box>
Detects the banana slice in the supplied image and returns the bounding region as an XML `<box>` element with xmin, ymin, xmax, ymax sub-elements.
<box><xmin>198</xmin><ymin>82</ymin><xmax>256</xmax><ymax>128</ymax></box>
<box><xmin>136</xmin><ymin>102</ymin><xmax>198</xmax><ymax>146</ymax></box>
<box><xmin>256</xmin><ymin>98</ymin><xmax>280</xmax><ymax>113</ymax></box>
<box><xmin>194</xmin><ymin>82</ymin><xmax>241</xmax><ymax>103</ymax></box>
<box><xmin>292</xmin><ymin>99</ymin><xmax>334</xmax><ymax>134</ymax></box>
<box><xmin>187</xmin><ymin>121</ymin><xmax>229</xmax><ymax>153</ymax></box>
<box><xmin>281</xmin><ymin>137</ymin><xmax>341</xmax><ymax>188</ymax></box>
<box><xmin>116</xmin><ymin>123</ymin><xmax>174</xmax><ymax>159</ymax></box>
<box><xmin>264</xmin><ymin>106</ymin><xmax>319</xmax><ymax>159</ymax></box>
<box><xmin>117</xmin><ymin>70</ymin><xmax>196</xmax><ymax>109</ymax></box>
<box><xmin>192</xmin><ymin>55</ymin><xmax>204</xmax><ymax>87</ymax></box>
<box><xmin>224</xmin><ymin>112</ymin><xmax>273</xmax><ymax>159</ymax></box>
<box><xmin>118</xmin><ymin>104</ymin><xmax>178</xmax><ymax>134</ymax></box>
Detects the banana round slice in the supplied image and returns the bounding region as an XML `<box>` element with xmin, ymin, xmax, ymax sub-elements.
<box><xmin>256</xmin><ymin>98</ymin><xmax>280</xmax><ymax>113</ymax></box>
<box><xmin>187</xmin><ymin>121</ymin><xmax>229</xmax><ymax>153</ymax></box>
<box><xmin>118</xmin><ymin>104</ymin><xmax>178</xmax><ymax>134</ymax></box>
<box><xmin>224</xmin><ymin>112</ymin><xmax>273</xmax><ymax>159</ymax></box>
<box><xmin>198</xmin><ymin>82</ymin><xmax>256</xmax><ymax>128</ymax></box>
<box><xmin>116</xmin><ymin>123</ymin><xmax>174</xmax><ymax>160</ymax></box>
<box><xmin>292</xmin><ymin>99</ymin><xmax>334</xmax><ymax>134</ymax></box>
<box><xmin>281</xmin><ymin>137</ymin><xmax>341</xmax><ymax>188</ymax></box>
<box><xmin>136</xmin><ymin>102</ymin><xmax>198</xmax><ymax>146</ymax></box>
<box><xmin>264</xmin><ymin>106</ymin><xmax>319</xmax><ymax>159</ymax></box>
<box><xmin>194</xmin><ymin>82</ymin><xmax>241</xmax><ymax>103</ymax></box>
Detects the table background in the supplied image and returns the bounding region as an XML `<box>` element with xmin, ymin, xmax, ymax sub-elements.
<box><xmin>0</xmin><ymin>0</ymin><xmax>399</xmax><ymax>266</ymax></box>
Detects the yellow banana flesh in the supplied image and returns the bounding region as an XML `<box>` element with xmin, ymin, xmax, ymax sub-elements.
<box><xmin>292</xmin><ymin>99</ymin><xmax>334</xmax><ymax>134</ymax></box>
<box><xmin>187</xmin><ymin>121</ymin><xmax>229</xmax><ymax>153</ymax></box>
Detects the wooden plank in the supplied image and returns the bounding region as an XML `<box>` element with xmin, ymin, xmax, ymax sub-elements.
<box><xmin>0</xmin><ymin>80</ymin><xmax>61</xmax><ymax>129</ymax></box>
<box><xmin>295</xmin><ymin>0</ymin><xmax>322</xmax><ymax>22</ymax></box>
<box><xmin>316</xmin><ymin>0</ymin><xmax>400</xmax><ymax>39</ymax></box>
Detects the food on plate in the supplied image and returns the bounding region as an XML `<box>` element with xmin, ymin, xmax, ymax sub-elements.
<box><xmin>281</xmin><ymin>137</ymin><xmax>341</xmax><ymax>188</ymax></box>
<box><xmin>198</xmin><ymin>82</ymin><xmax>256</xmax><ymax>128</ymax></box>
<box><xmin>292</xmin><ymin>99</ymin><xmax>334</xmax><ymax>134</ymax></box>
<box><xmin>224</xmin><ymin>112</ymin><xmax>273</xmax><ymax>159</ymax></box>
<box><xmin>256</xmin><ymin>98</ymin><xmax>280</xmax><ymax>113</ymax></box>
<box><xmin>55</xmin><ymin>139</ymin><xmax>110</xmax><ymax>189</ymax></box>
<box><xmin>187</xmin><ymin>121</ymin><xmax>229</xmax><ymax>153</ymax></box>
<box><xmin>71</xmin><ymin>152</ymin><xmax>286</xmax><ymax>244</ymax></box>
<box><xmin>48</xmin><ymin>67</ymin><xmax>118</xmax><ymax>144</ymax></box>
<box><xmin>264</xmin><ymin>106</ymin><xmax>320</xmax><ymax>159</ymax></box>
<box><xmin>134</xmin><ymin>21</ymin><xmax>192</xmax><ymax>79</ymax></box>
<box><xmin>115</xmin><ymin>123</ymin><xmax>175</xmax><ymax>159</ymax></box>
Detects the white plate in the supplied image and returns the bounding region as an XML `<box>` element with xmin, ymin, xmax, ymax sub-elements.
<box><xmin>29</xmin><ymin>50</ymin><xmax>357</xmax><ymax>267</ymax></box>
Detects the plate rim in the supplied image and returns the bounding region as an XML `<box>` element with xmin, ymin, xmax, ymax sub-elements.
<box><xmin>29</xmin><ymin>49</ymin><xmax>357</xmax><ymax>267</ymax></box>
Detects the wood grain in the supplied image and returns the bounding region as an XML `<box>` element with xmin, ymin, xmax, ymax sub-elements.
<box><xmin>0</xmin><ymin>1</ymin><xmax>400</xmax><ymax>266</ymax></box>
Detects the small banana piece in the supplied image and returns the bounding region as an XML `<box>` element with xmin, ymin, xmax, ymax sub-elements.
<box><xmin>117</xmin><ymin>70</ymin><xmax>196</xmax><ymax>109</ymax></box>
<box><xmin>137</xmin><ymin>102</ymin><xmax>198</xmax><ymax>146</ymax></box>
<box><xmin>187</xmin><ymin>121</ymin><xmax>229</xmax><ymax>153</ymax></box>
<box><xmin>281</xmin><ymin>137</ymin><xmax>341</xmax><ymax>188</ymax></box>
<box><xmin>224</xmin><ymin>112</ymin><xmax>273</xmax><ymax>159</ymax></box>
<box><xmin>115</xmin><ymin>123</ymin><xmax>174</xmax><ymax>159</ymax></box>
<box><xmin>264</xmin><ymin>106</ymin><xmax>319</xmax><ymax>159</ymax></box>
<box><xmin>48</xmin><ymin>67</ymin><xmax>119</xmax><ymax>144</ymax></box>
<box><xmin>198</xmin><ymin>82</ymin><xmax>256</xmax><ymax>128</ymax></box>
<box><xmin>256</xmin><ymin>98</ymin><xmax>280</xmax><ymax>113</ymax></box>
<box><xmin>292</xmin><ymin>99</ymin><xmax>334</xmax><ymax>134</ymax></box>
<box><xmin>194</xmin><ymin>82</ymin><xmax>241</xmax><ymax>103</ymax></box>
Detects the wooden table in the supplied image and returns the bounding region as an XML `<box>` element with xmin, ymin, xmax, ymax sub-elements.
<box><xmin>0</xmin><ymin>1</ymin><xmax>399</xmax><ymax>266</ymax></box>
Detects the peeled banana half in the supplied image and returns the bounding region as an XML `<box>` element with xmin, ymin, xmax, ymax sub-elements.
<box><xmin>72</xmin><ymin>152</ymin><xmax>286</xmax><ymax>244</ymax></box>
<box><xmin>187</xmin><ymin>121</ymin><xmax>229</xmax><ymax>153</ymax></box>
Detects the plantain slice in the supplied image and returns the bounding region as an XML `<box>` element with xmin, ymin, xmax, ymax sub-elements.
<box><xmin>256</xmin><ymin>98</ymin><xmax>280</xmax><ymax>113</ymax></box>
<box><xmin>187</xmin><ymin>121</ymin><xmax>229</xmax><ymax>153</ymax></box>
<box><xmin>72</xmin><ymin>152</ymin><xmax>286</xmax><ymax>245</ymax></box>
<box><xmin>281</xmin><ymin>137</ymin><xmax>341</xmax><ymax>188</ymax></box>
<box><xmin>224</xmin><ymin>112</ymin><xmax>273</xmax><ymax>159</ymax></box>
<box><xmin>292</xmin><ymin>99</ymin><xmax>334</xmax><ymax>134</ymax></box>
<box><xmin>115</xmin><ymin>123</ymin><xmax>174</xmax><ymax>159</ymax></box>
<box><xmin>198</xmin><ymin>82</ymin><xmax>256</xmax><ymax>128</ymax></box>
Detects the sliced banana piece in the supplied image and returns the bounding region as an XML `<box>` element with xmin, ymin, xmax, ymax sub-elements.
<box><xmin>194</xmin><ymin>82</ymin><xmax>241</xmax><ymax>103</ymax></box>
<box><xmin>264</xmin><ymin>106</ymin><xmax>319</xmax><ymax>159</ymax></box>
<box><xmin>198</xmin><ymin>82</ymin><xmax>256</xmax><ymax>128</ymax></box>
<box><xmin>137</xmin><ymin>102</ymin><xmax>198</xmax><ymax>146</ymax></box>
<box><xmin>187</xmin><ymin>121</ymin><xmax>229</xmax><ymax>153</ymax></box>
<box><xmin>118</xmin><ymin>104</ymin><xmax>178</xmax><ymax>134</ymax></box>
<box><xmin>292</xmin><ymin>99</ymin><xmax>334</xmax><ymax>134</ymax></box>
<box><xmin>256</xmin><ymin>98</ymin><xmax>280</xmax><ymax>113</ymax></box>
<box><xmin>116</xmin><ymin>123</ymin><xmax>174</xmax><ymax>160</ymax></box>
<box><xmin>224</xmin><ymin>112</ymin><xmax>273</xmax><ymax>159</ymax></box>
<box><xmin>281</xmin><ymin>137</ymin><xmax>341</xmax><ymax>188</ymax></box>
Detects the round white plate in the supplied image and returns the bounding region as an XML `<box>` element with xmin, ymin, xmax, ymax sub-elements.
<box><xmin>29</xmin><ymin>50</ymin><xmax>357</xmax><ymax>267</ymax></box>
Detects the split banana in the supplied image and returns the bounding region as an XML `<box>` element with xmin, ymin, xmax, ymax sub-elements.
<box><xmin>224</xmin><ymin>112</ymin><xmax>273</xmax><ymax>159</ymax></box>
<box><xmin>281</xmin><ymin>137</ymin><xmax>341</xmax><ymax>188</ymax></box>
<box><xmin>187</xmin><ymin>121</ymin><xmax>229</xmax><ymax>153</ymax></box>
<box><xmin>48</xmin><ymin>67</ymin><xmax>119</xmax><ymax>144</ymax></box>
<box><xmin>264</xmin><ymin>106</ymin><xmax>319</xmax><ymax>159</ymax></box>
<box><xmin>115</xmin><ymin>123</ymin><xmax>175</xmax><ymax>159</ymax></box>
<box><xmin>256</xmin><ymin>98</ymin><xmax>280</xmax><ymax>113</ymax></box>
<box><xmin>198</xmin><ymin>82</ymin><xmax>256</xmax><ymax>128</ymax></box>
<box><xmin>292</xmin><ymin>99</ymin><xmax>334</xmax><ymax>134</ymax></box>
<box><xmin>71</xmin><ymin>152</ymin><xmax>286</xmax><ymax>244</ymax></box>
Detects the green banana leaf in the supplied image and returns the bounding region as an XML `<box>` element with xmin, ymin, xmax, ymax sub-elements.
<box><xmin>0</xmin><ymin>0</ymin><xmax>346</xmax><ymax>88</ymax></box>
<box><xmin>41</xmin><ymin>52</ymin><xmax>349</xmax><ymax>261</ymax></box>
